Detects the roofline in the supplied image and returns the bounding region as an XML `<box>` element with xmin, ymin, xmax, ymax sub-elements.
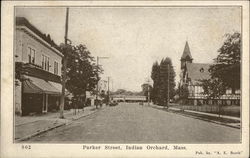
<box><xmin>186</xmin><ymin>62</ymin><xmax>213</xmax><ymax>65</ymax></box>
<box><xmin>16</xmin><ymin>17</ymin><xmax>63</xmax><ymax>57</ymax></box>
<box><xmin>16</xmin><ymin>26</ymin><xmax>64</xmax><ymax>57</ymax></box>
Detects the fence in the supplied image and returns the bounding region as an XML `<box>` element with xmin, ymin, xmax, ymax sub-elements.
<box><xmin>170</xmin><ymin>104</ymin><xmax>240</xmax><ymax>117</ymax></box>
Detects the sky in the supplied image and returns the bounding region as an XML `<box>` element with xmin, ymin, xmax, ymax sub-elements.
<box><xmin>16</xmin><ymin>7</ymin><xmax>241</xmax><ymax>92</ymax></box>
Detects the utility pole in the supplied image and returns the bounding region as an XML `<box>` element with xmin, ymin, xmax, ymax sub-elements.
<box><xmin>167</xmin><ymin>63</ymin><xmax>170</xmax><ymax>108</ymax></box>
<box><xmin>95</xmin><ymin>56</ymin><xmax>109</xmax><ymax>109</ymax></box>
<box><xmin>59</xmin><ymin>7</ymin><xmax>69</xmax><ymax>119</ymax></box>
<box><xmin>107</xmin><ymin>77</ymin><xmax>110</xmax><ymax>105</ymax></box>
<box><xmin>95</xmin><ymin>56</ymin><xmax>99</xmax><ymax>109</ymax></box>
<box><xmin>111</xmin><ymin>79</ymin><xmax>113</xmax><ymax>92</ymax></box>
<box><xmin>146</xmin><ymin>78</ymin><xmax>150</xmax><ymax>106</ymax></box>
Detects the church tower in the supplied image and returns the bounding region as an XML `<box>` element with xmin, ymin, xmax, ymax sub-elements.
<box><xmin>180</xmin><ymin>41</ymin><xmax>193</xmax><ymax>70</ymax></box>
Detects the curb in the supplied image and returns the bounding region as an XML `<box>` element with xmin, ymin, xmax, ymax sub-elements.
<box><xmin>66</xmin><ymin>108</ymin><xmax>100</xmax><ymax>126</ymax></box>
<box><xmin>15</xmin><ymin>108</ymin><xmax>101</xmax><ymax>142</ymax></box>
<box><xmin>15</xmin><ymin>123</ymin><xmax>66</xmax><ymax>142</ymax></box>
<box><xmin>71</xmin><ymin>108</ymin><xmax>99</xmax><ymax>121</ymax></box>
<box><xmin>150</xmin><ymin>105</ymin><xmax>240</xmax><ymax>129</ymax></box>
<box><xmin>169</xmin><ymin>110</ymin><xmax>240</xmax><ymax>129</ymax></box>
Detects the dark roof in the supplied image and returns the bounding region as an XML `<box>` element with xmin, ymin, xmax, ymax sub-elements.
<box><xmin>186</xmin><ymin>63</ymin><xmax>211</xmax><ymax>84</ymax></box>
<box><xmin>16</xmin><ymin>17</ymin><xmax>61</xmax><ymax>52</ymax></box>
<box><xmin>181</xmin><ymin>41</ymin><xmax>193</xmax><ymax>60</ymax></box>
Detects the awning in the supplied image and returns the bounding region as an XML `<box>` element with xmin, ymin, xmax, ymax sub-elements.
<box><xmin>48</xmin><ymin>81</ymin><xmax>62</xmax><ymax>92</ymax></box>
<box><xmin>23</xmin><ymin>75</ymin><xmax>61</xmax><ymax>95</ymax></box>
<box><xmin>48</xmin><ymin>81</ymin><xmax>72</xmax><ymax>97</ymax></box>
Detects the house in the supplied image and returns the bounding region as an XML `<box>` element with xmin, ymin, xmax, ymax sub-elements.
<box><xmin>179</xmin><ymin>41</ymin><xmax>240</xmax><ymax>105</ymax></box>
<box><xmin>15</xmin><ymin>17</ymin><xmax>63</xmax><ymax>115</ymax></box>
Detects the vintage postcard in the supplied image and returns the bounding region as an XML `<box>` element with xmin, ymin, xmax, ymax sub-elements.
<box><xmin>1</xmin><ymin>1</ymin><xmax>249</xmax><ymax>158</ymax></box>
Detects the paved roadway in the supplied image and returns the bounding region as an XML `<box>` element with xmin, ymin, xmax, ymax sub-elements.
<box><xmin>28</xmin><ymin>103</ymin><xmax>240</xmax><ymax>143</ymax></box>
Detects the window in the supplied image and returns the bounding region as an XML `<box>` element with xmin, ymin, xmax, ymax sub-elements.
<box><xmin>47</xmin><ymin>56</ymin><xmax>50</xmax><ymax>71</ymax></box>
<box><xmin>42</xmin><ymin>55</ymin><xmax>45</xmax><ymax>69</ymax></box>
<box><xmin>28</xmin><ymin>47</ymin><xmax>35</xmax><ymax>64</ymax></box>
<box><xmin>226</xmin><ymin>89</ymin><xmax>232</xmax><ymax>94</ymax></box>
<box><xmin>42</xmin><ymin>54</ymin><xmax>50</xmax><ymax>71</ymax></box>
<box><xmin>200</xmin><ymin>68</ymin><xmax>204</xmax><ymax>73</ymax></box>
<box><xmin>54</xmin><ymin>61</ymin><xmax>58</xmax><ymax>75</ymax></box>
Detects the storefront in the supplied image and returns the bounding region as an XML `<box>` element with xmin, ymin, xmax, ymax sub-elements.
<box><xmin>21</xmin><ymin>75</ymin><xmax>61</xmax><ymax>115</ymax></box>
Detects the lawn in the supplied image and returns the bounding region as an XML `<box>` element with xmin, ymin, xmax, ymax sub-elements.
<box><xmin>170</xmin><ymin>104</ymin><xmax>240</xmax><ymax>118</ymax></box>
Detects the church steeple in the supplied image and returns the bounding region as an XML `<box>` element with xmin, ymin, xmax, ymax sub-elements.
<box><xmin>181</xmin><ymin>41</ymin><xmax>193</xmax><ymax>60</ymax></box>
<box><xmin>181</xmin><ymin>41</ymin><xmax>193</xmax><ymax>69</ymax></box>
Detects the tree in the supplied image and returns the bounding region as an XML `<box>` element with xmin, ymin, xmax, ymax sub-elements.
<box><xmin>151</xmin><ymin>61</ymin><xmax>160</xmax><ymax>104</ymax></box>
<box><xmin>199</xmin><ymin>31</ymin><xmax>241</xmax><ymax>112</ymax></box>
<box><xmin>158</xmin><ymin>58</ymin><xmax>176</xmax><ymax>107</ymax></box>
<box><xmin>112</xmin><ymin>89</ymin><xmax>127</xmax><ymax>95</ymax></box>
<box><xmin>60</xmin><ymin>43</ymin><xmax>101</xmax><ymax>108</ymax></box>
<box><xmin>209</xmin><ymin>32</ymin><xmax>241</xmax><ymax>94</ymax></box>
<box><xmin>151</xmin><ymin>58</ymin><xmax>176</xmax><ymax>107</ymax></box>
<box><xmin>199</xmin><ymin>78</ymin><xmax>226</xmax><ymax>99</ymax></box>
<box><xmin>176</xmin><ymin>83</ymin><xmax>189</xmax><ymax>104</ymax></box>
<box><xmin>141</xmin><ymin>83</ymin><xmax>152</xmax><ymax>101</ymax></box>
<box><xmin>199</xmin><ymin>78</ymin><xmax>227</xmax><ymax>117</ymax></box>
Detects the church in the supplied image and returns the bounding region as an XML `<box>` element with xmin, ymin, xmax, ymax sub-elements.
<box><xmin>179</xmin><ymin>41</ymin><xmax>240</xmax><ymax>106</ymax></box>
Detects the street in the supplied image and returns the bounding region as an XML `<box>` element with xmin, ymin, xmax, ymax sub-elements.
<box><xmin>28</xmin><ymin>103</ymin><xmax>240</xmax><ymax>143</ymax></box>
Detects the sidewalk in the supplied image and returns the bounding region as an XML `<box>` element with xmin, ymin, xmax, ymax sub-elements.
<box><xmin>170</xmin><ymin>107</ymin><xmax>240</xmax><ymax>121</ymax></box>
<box><xmin>15</xmin><ymin>106</ymin><xmax>99</xmax><ymax>142</ymax></box>
<box><xmin>150</xmin><ymin>104</ymin><xmax>241</xmax><ymax>129</ymax></box>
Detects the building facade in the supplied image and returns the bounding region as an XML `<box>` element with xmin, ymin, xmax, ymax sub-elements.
<box><xmin>111</xmin><ymin>95</ymin><xmax>146</xmax><ymax>103</ymax></box>
<box><xmin>98</xmin><ymin>80</ymin><xmax>108</xmax><ymax>93</ymax></box>
<box><xmin>15</xmin><ymin>17</ymin><xmax>63</xmax><ymax>115</ymax></box>
<box><xmin>179</xmin><ymin>41</ymin><xmax>240</xmax><ymax>105</ymax></box>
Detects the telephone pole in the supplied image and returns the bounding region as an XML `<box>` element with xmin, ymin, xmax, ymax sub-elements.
<box><xmin>167</xmin><ymin>63</ymin><xmax>170</xmax><ymax>108</ymax></box>
<box><xmin>111</xmin><ymin>79</ymin><xmax>113</xmax><ymax>92</ymax></box>
<box><xmin>107</xmin><ymin>77</ymin><xmax>110</xmax><ymax>105</ymax></box>
<box><xmin>59</xmin><ymin>8</ymin><xmax>69</xmax><ymax>119</ymax></box>
<box><xmin>146</xmin><ymin>78</ymin><xmax>150</xmax><ymax>106</ymax></box>
<box><xmin>95</xmin><ymin>56</ymin><xmax>109</xmax><ymax>109</ymax></box>
<box><xmin>95</xmin><ymin>57</ymin><xmax>99</xmax><ymax>109</ymax></box>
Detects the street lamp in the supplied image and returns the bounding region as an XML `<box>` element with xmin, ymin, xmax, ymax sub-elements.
<box><xmin>96</xmin><ymin>56</ymin><xmax>109</xmax><ymax>109</ymax></box>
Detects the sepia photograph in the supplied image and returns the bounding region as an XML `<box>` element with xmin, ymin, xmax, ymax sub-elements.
<box><xmin>1</xmin><ymin>1</ymin><xmax>249</xmax><ymax>158</ymax></box>
<box><xmin>14</xmin><ymin>6</ymin><xmax>242</xmax><ymax>143</ymax></box>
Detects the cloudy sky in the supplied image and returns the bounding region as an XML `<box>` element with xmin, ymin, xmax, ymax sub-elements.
<box><xmin>16</xmin><ymin>7</ymin><xmax>241</xmax><ymax>91</ymax></box>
